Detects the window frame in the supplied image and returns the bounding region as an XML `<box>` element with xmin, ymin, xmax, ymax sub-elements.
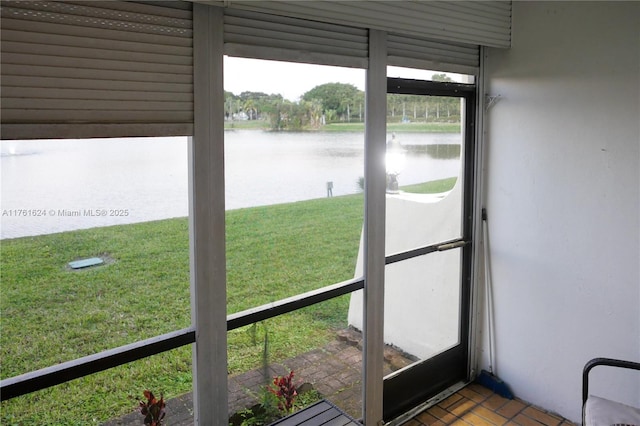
<box><xmin>0</xmin><ymin>6</ymin><xmax>486</xmax><ymax>426</ymax></box>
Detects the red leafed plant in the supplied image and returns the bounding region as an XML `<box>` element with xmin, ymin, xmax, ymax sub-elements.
<box><xmin>268</xmin><ymin>370</ymin><xmax>298</xmax><ymax>415</ymax></box>
<box><xmin>139</xmin><ymin>390</ymin><xmax>166</xmax><ymax>426</ymax></box>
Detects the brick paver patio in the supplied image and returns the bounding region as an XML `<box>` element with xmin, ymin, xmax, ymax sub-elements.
<box><xmin>103</xmin><ymin>328</ymin><xmax>412</xmax><ymax>425</ymax></box>
<box><xmin>103</xmin><ymin>329</ymin><xmax>574</xmax><ymax>426</ymax></box>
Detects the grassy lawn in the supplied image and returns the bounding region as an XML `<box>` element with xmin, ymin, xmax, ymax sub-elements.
<box><xmin>323</xmin><ymin>122</ymin><xmax>460</xmax><ymax>133</ymax></box>
<box><xmin>402</xmin><ymin>177</ymin><xmax>456</xmax><ymax>194</ymax></box>
<box><xmin>224</xmin><ymin>120</ymin><xmax>460</xmax><ymax>134</ymax></box>
<box><xmin>0</xmin><ymin>178</ymin><xmax>455</xmax><ymax>424</ymax></box>
<box><xmin>224</xmin><ymin>119</ymin><xmax>269</xmax><ymax>130</ymax></box>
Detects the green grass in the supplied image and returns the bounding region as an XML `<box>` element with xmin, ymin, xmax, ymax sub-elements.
<box><xmin>0</xmin><ymin>178</ymin><xmax>454</xmax><ymax>424</ymax></box>
<box><xmin>324</xmin><ymin>122</ymin><xmax>460</xmax><ymax>133</ymax></box>
<box><xmin>401</xmin><ymin>177</ymin><xmax>457</xmax><ymax>194</ymax></box>
<box><xmin>223</xmin><ymin>120</ymin><xmax>460</xmax><ymax>133</ymax></box>
<box><xmin>225</xmin><ymin>120</ymin><xmax>269</xmax><ymax>130</ymax></box>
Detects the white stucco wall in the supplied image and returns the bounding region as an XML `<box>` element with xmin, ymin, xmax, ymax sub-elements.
<box><xmin>348</xmin><ymin>182</ymin><xmax>463</xmax><ymax>360</ymax></box>
<box><xmin>484</xmin><ymin>2</ymin><xmax>640</xmax><ymax>422</ymax></box>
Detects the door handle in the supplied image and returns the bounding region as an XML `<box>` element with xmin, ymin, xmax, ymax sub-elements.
<box><xmin>436</xmin><ymin>240</ymin><xmax>468</xmax><ymax>251</ymax></box>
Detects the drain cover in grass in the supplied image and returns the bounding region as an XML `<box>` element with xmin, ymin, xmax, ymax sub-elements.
<box><xmin>68</xmin><ymin>257</ymin><xmax>104</xmax><ymax>270</ymax></box>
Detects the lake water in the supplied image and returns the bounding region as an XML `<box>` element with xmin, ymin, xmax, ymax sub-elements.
<box><xmin>0</xmin><ymin>130</ymin><xmax>460</xmax><ymax>239</ymax></box>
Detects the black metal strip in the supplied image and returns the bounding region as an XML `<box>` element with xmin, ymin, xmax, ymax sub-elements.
<box><xmin>0</xmin><ymin>327</ymin><xmax>196</xmax><ymax>401</ymax></box>
<box><xmin>387</xmin><ymin>78</ymin><xmax>475</xmax><ymax>97</ymax></box>
<box><xmin>227</xmin><ymin>278</ymin><xmax>365</xmax><ymax>331</ymax></box>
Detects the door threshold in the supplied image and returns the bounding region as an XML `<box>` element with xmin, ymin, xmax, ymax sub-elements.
<box><xmin>385</xmin><ymin>380</ymin><xmax>469</xmax><ymax>426</ymax></box>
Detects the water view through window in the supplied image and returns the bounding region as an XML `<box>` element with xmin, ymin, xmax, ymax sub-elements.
<box><xmin>0</xmin><ymin>136</ymin><xmax>193</xmax><ymax>424</ymax></box>
<box><xmin>2</xmin><ymin>132</ymin><xmax>459</xmax><ymax>240</ymax></box>
<box><xmin>0</xmin><ymin>56</ymin><xmax>469</xmax><ymax>424</ymax></box>
<box><xmin>1</xmin><ymin>137</ymin><xmax>189</xmax><ymax>238</ymax></box>
<box><xmin>223</xmin><ymin>57</ymin><xmax>367</xmax><ymax>420</ymax></box>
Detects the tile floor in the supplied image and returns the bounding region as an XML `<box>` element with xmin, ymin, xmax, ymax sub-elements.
<box><xmin>404</xmin><ymin>383</ymin><xmax>575</xmax><ymax>426</ymax></box>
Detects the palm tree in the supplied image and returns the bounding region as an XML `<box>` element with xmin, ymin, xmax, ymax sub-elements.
<box><xmin>244</xmin><ymin>99</ymin><xmax>257</xmax><ymax>120</ymax></box>
<box><xmin>304</xmin><ymin>99</ymin><xmax>323</xmax><ymax>129</ymax></box>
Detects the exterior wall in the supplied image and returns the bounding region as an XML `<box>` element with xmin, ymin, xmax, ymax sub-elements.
<box><xmin>484</xmin><ymin>2</ymin><xmax>640</xmax><ymax>422</ymax></box>
<box><xmin>348</xmin><ymin>183</ymin><xmax>462</xmax><ymax>359</ymax></box>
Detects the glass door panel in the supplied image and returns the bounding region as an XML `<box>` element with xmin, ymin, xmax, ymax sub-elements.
<box><xmin>384</xmin><ymin>96</ymin><xmax>464</xmax><ymax>249</ymax></box>
<box><xmin>382</xmin><ymin>81</ymin><xmax>475</xmax><ymax>420</ymax></box>
<box><xmin>384</xmin><ymin>250</ymin><xmax>462</xmax><ymax>364</ymax></box>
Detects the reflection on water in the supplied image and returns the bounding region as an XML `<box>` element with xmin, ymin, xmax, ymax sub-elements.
<box><xmin>323</xmin><ymin>148</ymin><xmax>361</xmax><ymax>159</ymax></box>
<box><xmin>1</xmin><ymin>137</ymin><xmax>189</xmax><ymax>239</ymax></box>
<box><xmin>403</xmin><ymin>144</ymin><xmax>461</xmax><ymax>160</ymax></box>
<box><xmin>0</xmin><ymin>150</ymin><xmax>38</xmax><ymax>158</ymax></box>
<box><xmin>1</xmin><ymin>131</ymin><xmax>461</xmax><ymax>239</ymax></box>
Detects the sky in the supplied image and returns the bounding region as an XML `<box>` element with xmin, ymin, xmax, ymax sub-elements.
<box><xmin>223</xmin><ymin>57</ymin><xmax>365</xmax><ymax>101</ymax></box>
<box><xmin>223</xmin><ymin>56</ymin><xmax>457</xmax><ymax>101</ymax></box>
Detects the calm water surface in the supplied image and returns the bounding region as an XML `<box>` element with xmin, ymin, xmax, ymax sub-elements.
<box><xmin>0</xmin><ymin>130</ymin><xmax>460</xmax><ymax>239</ymax></box>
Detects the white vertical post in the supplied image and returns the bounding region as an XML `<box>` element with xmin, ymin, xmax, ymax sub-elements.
<box><xmin>363</xmin><ymin>29</ymin><xmax>387</xmax><ymax>426</ymax></box>
<box><xmin>190</xmin><ymin>4</ymin><xmax>227</xmax><ymax>425</ymax></box>
<box><xmin>470</xmin><ymin>47</ymin><xmax>487</xmax><ymax>379</ymax></box>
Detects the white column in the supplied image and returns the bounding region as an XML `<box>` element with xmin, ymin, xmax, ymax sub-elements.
<box><xmin>363</xmin><ymin>29</ymin><xmax>387</xmax><ymax>426</ymax></box>
<box><xmin>190</xmin><ymin>4</ymin><xmax>227</xmax><ymax>425</ymax></box>
<box><xmin>469</xmin><ymin>46</ymin><xmax>488</xmax><ymax>380</ymax></box>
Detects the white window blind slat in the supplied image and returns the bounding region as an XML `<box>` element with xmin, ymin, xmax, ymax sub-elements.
<box><xmin>413</xmin><ymin>2</ymin><xmax>511</xmax><ymax>27</ymax></box>
<box><xmin>2</xmin><ymin>110</ymin><xmax>192</xmax><ymax>123</ymax></box>
<box><xmin>56</xmin><ymin>1</ymin><xmax>193</xmax><ymax>20</ymax></box>
<box><xmin>2</xmin><ymin>87</ymin><xmax>193</xmax><ymax>103</ymax></box>
<box><xmin>3</xmin><ymin>2</ymin><xmax>192</xmax><ymax>35</ymax></box>
<box><xmin>0</xmin><ymin>28</ymin><xmax>192</xmax><ymax>57</ymax></box>
<box><xmin>330</xmin><ymin>1</ymin><xmax>509</xmax><ymax>35</ymax></box>
<box><xmin>387</xmin><ymin>33</ymin><xmax>479</xmax><ymax>75</ymax></box>
<box><xmin>1</xmin><ymin>64</ymin><xmax>192</xmax><ymax>84</ymax></box>
<box><xmin>224</xmin><ymin>15</ymin><xmax>367</xmax><ymax>48</ymax></box>
<box><xmin>2</xmin><ymin>41</ymin><xmax>192</xmax><ymax>66</ymax></box>
<box><xmin>4</xmin><ymin>98</ymin><xmax>192</xmax><ymax>111</ymax></box>
<box><xmin>387</xmin><ymin>56</ymin><xmax>478</xmax><ymax>77</ymax></box>
<box><xmin>388</xmin><ymin>37</ymin><xmax>479</xmax><ymax>60</ymax></box>
<box><xmin>2</xmin><ymin>123</ymin><xmax>192</xmax><ymax>140</ymax></box>
<box><xmin>2</xmin><ymin>75</ymin><xmax>191</xmax><ymax>93</ymax></box>
<box><xmin>224</xmin><ymin>43</ymin><xmax>368</xmax><ymax>70</ymax></box>
<box><xmin>224</xmin><ymin>29</ymin><xmax>367</xmax><ymax>59</ymax></box>
<box><xmin>225</xmin><ymin>7</ymin><xmax>366</xmax><ymax>36</ymax></box>
<box><xmin>0</xmin><ymin>15</ymin><xmax>192</xmax><ymax>47</ymax></box>
<box><xmin>3</xmin><ymin>52</ymin><xmax>192</xmax><ymax>74</ymax></box>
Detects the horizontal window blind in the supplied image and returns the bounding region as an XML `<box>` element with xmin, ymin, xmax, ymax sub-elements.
<box><xmin>216</xmin><ymin>0</ymin><xmax>511</xmax><ymax>48</ymax></box>
<box><xmin>217</xmin><ymin>1</ymin><xmax>502</xmax><ymax>76</ymax></box>
<box><xmin>223</xmin><ymin>8</ymin><xmax>368</xmax><ymax>69</ymax></box>
<box><xmin>1</xmin><ymin>1</ymin><xmax>193</xmax><ymax>140</ymax></box>
<box><xmin>1</xmin><ymin>1</ymin><xmax>505</xmax><ymax>139</ymax></box>
<box><xmin>387</xmin><ymin>33</ymin><xmax>480</xmax><ymax>75</ymax></box>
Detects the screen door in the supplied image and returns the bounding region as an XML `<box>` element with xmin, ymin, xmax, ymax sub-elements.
<box><xmin>382</xmin><ymin>77</ymin><xmax>476</xmax><ymax>420</ymax></box>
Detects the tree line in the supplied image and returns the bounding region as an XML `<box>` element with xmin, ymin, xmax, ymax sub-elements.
<box><xmin>225</xmin><ymin>74</ymin><xmax>461</xmax><ymax>130</ymax></box>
